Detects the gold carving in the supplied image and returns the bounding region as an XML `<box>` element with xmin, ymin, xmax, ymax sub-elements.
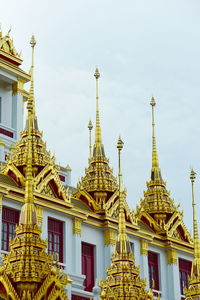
<box><xmin>36</xmin><ymin>205</ymin><xmax>43</xmax><ymax>225</ymax></box>
<box><xmin>73</xmin><ymin>218</ymin><xmax>82</xmax><ymax>235</ymax></box>
<box><xmin>104</xmin><ymin>229</ymin><xmax>116</xmax><ymax>246</ymax></box>
<box><xmin>167</xmin><ymin>249</ymin><xmax>177</xmax><ymax>265</ymax></box>
<box><xmin>140</xmin><ymin>240</ymin><xmax>148</xmax><ymax>256</ymax></box>
<box><xmin>12</xmin><ymin>79</ymin><xmax>25</xmax><ymax>95</ymax></box>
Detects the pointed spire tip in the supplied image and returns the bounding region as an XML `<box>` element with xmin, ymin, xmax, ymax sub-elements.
<box><xmin>117</xmin><ymin>136</ymin><xmax>124</xmax><ymax>151</ymax></box>
<box><xmin>94</xmin><ymin>67</ymin><xmax>100</xmax><ymax>79</ymax></box>
<box><xmin>150</xmin><ymin>96</ymin><xmax>156</xmax><ymax>106</ymax></box>
<box><xmin>190</xmin><ymin>169</ymin><xmax>196</xmax><ymax>182</ymax></box>
<box><xmin>30</xmin><ymin>35</ymin><xmax>36</xmax><ymax>47</ymax></box>
<box><xmin>88</xmin><ymin>120</ymin><xmax>93</xmax><ymax>130</ymax></box>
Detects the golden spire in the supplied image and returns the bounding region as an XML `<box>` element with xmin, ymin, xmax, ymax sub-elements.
<box><xmin>75</xmin><ymin>69</ymin><xmax>118</xmax><ymax>211</ymax></box>
<box><xmin>19</xmin><ymin>36</ymin><xmax>37</xmax><ymax>226</ymax></box>
<box><xmin>99</xmin><ymin>137</ymin><xmax>153</xmax><ymax>300</ymax></box>
<box><xmin>93</xmin><ymin>68</ymin><xmax>104</xmax><ymax>156</ymax></box>
<box><xmin>184</xmin><ymin>170</ymin><xmax>200</xmax><ymax>298</ymax></box>
<box><xmin>117</xmin><ymin>136</ymin><xmax>127</xmax><ymax>250</ymax></box>
<box><xmin>88</xmin><ymin>120</ymin><xmax>93</xmax><ymax>158</ymax></box>
<box><xmin>190</xmin><ymin>169</ymin><xmax>200</xmax><ymax>259</ymax></box>
<box><xmin>150</xmin><ymin>97</ymin><xmax>159</xmax><ymax>168</ymax></box>
<box><xmin>0</xmin><ymin>36</ymin><xmax>71</xmax><ymax>299</ymax></box>
<box><xmin>27</xmin><ymin>35</ymin><xmax>36</xmax><ymax>116</ymax></box>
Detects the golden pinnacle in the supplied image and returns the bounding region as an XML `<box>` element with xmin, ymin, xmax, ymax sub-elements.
<box><xmin>117</xmin><ymin>136</ymin><xmax>124</xmax><ymax>151</ymax></box>
<box><xmin>94</xmin><ymin>67</ymin><xmax>100</xmax><ymax>79</ymax></box>
<box><xmin>150</xmin><ymin>96</ymin><xmax>156</xmax><ymax>107</ymax></box>
<box><xmin>88</xmin><ymin>120</ymin><xmax>93</xmax><ymax>130</ymax></box>
<box><xmin>30</xmin><ymin>35</ymin><xmax>36</xmax><ymax>47</ymax></box>
<box><xmin>190</xmin><ymin>169</ymin><xmax>196</xmax><ymax>183</ymax></box>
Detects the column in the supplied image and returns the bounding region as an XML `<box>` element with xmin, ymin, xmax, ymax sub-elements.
<box><xmin>0</xmin><ymin>195</ymin><xmax>3</xmax><ymax>263</ymax></box>
<box><xmin>166</xmin><ymin>249</ymin><xmax>180</xmax><ymax>300</ymax></box>
<box><xmin>12</xmin><ymin>79</ymin><xmax>25</xmax><ymax>139</ymax></box>
<box><xmin>140</xmin><ymin>240</ymin><xmax>149</xmax><ymax>288</ymax></box>
<box><xmin>104</xmin><ymin>229</ymin><xmax>116</xmax><ymax>276</ymax></box>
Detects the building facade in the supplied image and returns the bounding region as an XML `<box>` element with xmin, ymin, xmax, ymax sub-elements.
<box><xmin>0</xmin><ymin>29</ymin><xmax>196</xmax><ymax>300</ymax></box>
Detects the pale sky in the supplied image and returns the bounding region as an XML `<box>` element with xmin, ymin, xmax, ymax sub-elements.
<box><xmin>1</xmin><ymin>0</ymin><xmax>200</xmax><ymax>231</ymax></box>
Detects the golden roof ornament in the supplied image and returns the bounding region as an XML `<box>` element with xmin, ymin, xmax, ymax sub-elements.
<box><xmin>0</xmin><ymin>27</ymin><xmax>20</xmax><ymax>58</ymax></box>
<box><xmin>184</xmin><ymin>169</ymin><xmax>200</xmax><ymax>299</ymax></box>
<box><xmin>99</xmin><ymin>137</ymin><xmax>153</xmax><ymax>299</ymax></box>
<box><xmin>75</xmin><ymin>68</ymin><xmax>118</xmax><ymax>211</ymax></box>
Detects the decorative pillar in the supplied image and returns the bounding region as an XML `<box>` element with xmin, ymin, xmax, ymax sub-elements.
<box><xmin>72</xmin><ymin>218</ymin><xmax>82</xmax><ymax>274</ymax></box>
<box><xmin>36</xmin><ymin>205</ymin><xmax>43</xmax><ymax>226</ymax></box>
<box><xmin>0</xmin><ymin>139</ymin><xmax>5</xmax><ymax>163</ymax></box>
<box><xmin>140</xmin><ymin>240</ymin><xmax>149</xmax><ymax>287</ymax></box>
<box><xmin>166</xmin><ymin>249</ymin><xmax>180</xmax><ymax>300</ymax></box>
<box><xmin>12</xmin><ymin>79</ymin><xmax>25</xmax><ymax>139</ymax></box>
<box><xmin>104</xmin><ymin>229</ymin><xmax>116</xmax><ymax>276</ymax></box>
<box><xmin>0</xmin><ymin>194</ymin><xmax>3</xmax><ymax>262</ymax></box>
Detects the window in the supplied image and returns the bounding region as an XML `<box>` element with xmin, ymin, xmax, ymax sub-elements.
<box><xmin>2</xmin><ymin>207</ymin><xmax>19</xmax><ymax>251</ymax></box>
<box><xmin>82</xmin><ymin>242</ymin><xmax>95</xmax><ymax>292</ymax></box>
<box><xmin>48</xmin><ymin>218</ymin><xmax>63</xmax><ymax>263</ymax></box>
<box><xmin>148</xmin><ymin>251</ymin><xmax>160</xmax><ymax>290</ymax></box>
<box><xmin>179</xmin><ymin>258</ymin><xmax>192</xmax><ymax>295</ymax></box>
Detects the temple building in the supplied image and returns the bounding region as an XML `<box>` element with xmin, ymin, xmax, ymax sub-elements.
<box><xmin>0</xmin><ymin>28</ymin><xmax>197</xmax><ymax>299</ymax></box>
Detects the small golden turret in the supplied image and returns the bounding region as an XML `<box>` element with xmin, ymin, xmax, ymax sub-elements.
<box><xmin>99</xmin><ymin>137</ymin><xmax>153</xmax><ymax>299</ymax></box>
<box><xmin>136</xmin><ymin>97</ymin><xmax>179</xmax><ymax>231</ymax></box>
<box><xmin>76</xmin><ymin>69</ymin><xmax>118</xmax><ymax>211</ymax></box>
<box><xmin>184</xmin><ymin>169</ymin><xmax>200</xmax><ymax>299</ymax></box>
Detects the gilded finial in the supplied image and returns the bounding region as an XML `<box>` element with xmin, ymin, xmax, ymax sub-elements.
<box><xmin>88</xmin><ymin>120</ymin><xmax>93</xmax><ymax>158</ymax></box>
<box><xmin>150</xmin><ymin>96</ymin><xmax>160</xmax><ymax>173</ymax></box>
<box><xmin>30</xmin><ymin>35</ymin><xmax>36</xmax><ymax>48</ymax></box>
<box><xmin>94</xmin><ymin>67</ymin><xmax>100</xmax><ymax>79</ymax></box>
<box><xmin>93</xmin><ymin>67</ymin><xmax>103</xmax><ymax>155</ymax></box>
<box><xmin>27</xmin><ymin>35</ymin><xmax>36</xmax><ymax>114</ymax></box>
<box><xmin>117</xmin><ymin>136</ymin><xmax>124</xmax><ymax>152</ymax></box>
<box><xmin>88</xmin><ymin>120</ymin><xmax>93</xmax><ymax>130</ymax></box>
<box><xmin>117</xmin><ymin>136</ymin><xmax>126</xmax><ymax>239</ymax></box>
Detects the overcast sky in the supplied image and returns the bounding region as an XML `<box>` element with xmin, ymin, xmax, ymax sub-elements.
<box><xmin>1</xmin><ymin>0</ymin><xmax>200</xmax><ymax>231</ymax></box>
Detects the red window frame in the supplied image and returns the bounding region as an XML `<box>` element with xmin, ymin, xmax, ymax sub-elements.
<box><xmin>82</xmin><ymin>242</ymin><xmax>95</xmax><ymax>292</ymax></box>
<box><xmin>179</xmin><ymin>258</ymin><xmax>192</xmax><ymax>295</ymax></box>
<box><xmin>48</xmin><ymin>217</ymin><xmax>63</xmax><ymax>263</ymax></box>
<box><xmin>2</xmin><ymin>206</ymin><xmax>19</xmax><ymax>251</ymax></box>
<box><xmin>148</xmin><ymin>251</ymin><xmax>160</xmax><ymax>290</ymax></box>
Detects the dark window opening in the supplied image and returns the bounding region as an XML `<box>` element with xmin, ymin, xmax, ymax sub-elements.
<box><xmin>48</xmin><ymin>218</ymin><xmax>63</xmax><ymax>263</ymax></box>
<box><xmin>82</xmin><ymin>242</ymin><xmax>95</xmax><ymax>292</ymax></box>
<box><xmin>179</xmin><ymin>258</ymin><xmax>192</xmax><ymax>295</ymax></box>
<box><xmin>148</xmin><ymin>251</ymin><xmax>160</xmax><ymax>290</ymax></box>
<box><xmin>2</xmin><ymin>206</ymin><xmax>19</xmax><ymax>251</ymax></box>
